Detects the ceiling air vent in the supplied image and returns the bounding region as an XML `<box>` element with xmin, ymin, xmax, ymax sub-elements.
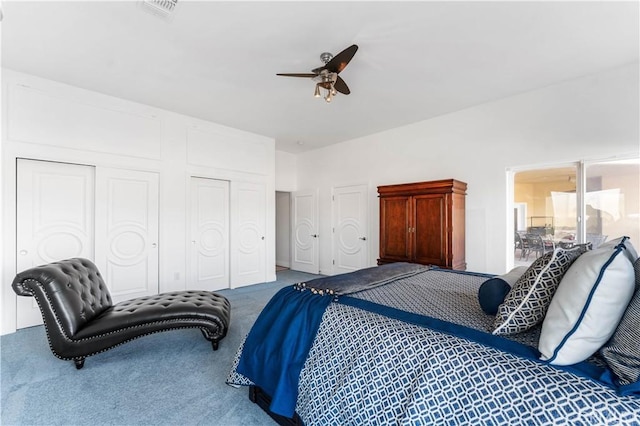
<box><xmin>140</xmin><ymin>0</ymin><xmax>178</xmax><ymax>18</ymax></box>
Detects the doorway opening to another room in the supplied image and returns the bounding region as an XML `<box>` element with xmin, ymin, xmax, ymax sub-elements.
<box><xmin>275</xmin><ymin>185</ymin><xmax>370</xmax><ymax>276</ymax></box>
<box><xmin>275</xmin><ymin>191</ymin><xmax>291</xmax><ymax>271</ymax></box>
<box><xmin>276</xmin><ymin>189</ymin><xmax>321</xmax><ymax>275</ymax></box>
<box><xmin>513</xmin><ymin>165</ymin><xmax>578</xmax><ymax>267</ymax></box>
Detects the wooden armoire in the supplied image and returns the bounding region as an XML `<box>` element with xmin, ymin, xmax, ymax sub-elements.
<box><xmin>377</xmin><ymin>179</ymin><xmax>467</xmax><ymax>270</ymax></box>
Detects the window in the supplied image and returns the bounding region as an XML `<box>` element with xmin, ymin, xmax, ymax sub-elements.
<box><xmin>585</xmin><ymin>159</ymin><xmax>640</xmax><ymax>248</ymax></box>
<box><xmin>512</xmin><ymin>158</ymin><xmax>639</xmax><ymax>267</ymax></box>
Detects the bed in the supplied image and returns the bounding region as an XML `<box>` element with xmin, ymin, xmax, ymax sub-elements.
<box><xmin>227</xmin><ymin>239</ymin><xmax>640</xmax><ymax>425</ymax></box>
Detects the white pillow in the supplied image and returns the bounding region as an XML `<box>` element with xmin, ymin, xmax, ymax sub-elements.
<box><xmin>600</xmin><ymin>236</ymin><xmax>638</xmax><ymax>263</ymax></box>
<box><xmin>539</xmin><ymin>241</ymin><xmax>635</xmax><ymax>366</ymax></box>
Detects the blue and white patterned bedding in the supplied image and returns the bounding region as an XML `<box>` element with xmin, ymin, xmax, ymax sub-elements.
<box><xmin>228</xmin><ymin>268</ymin><xmax>640</xmax><ymax>425</ymax></box>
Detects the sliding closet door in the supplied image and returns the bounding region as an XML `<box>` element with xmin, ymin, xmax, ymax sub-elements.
<box><xmin>232</xmin><ymin>181</ymin><xmax>266</xmax><ymax>287</ymax></box>
<box><xmin>16</xmin><ymin>160</ymin><xmax>160</xmax><ymax>327</ymax></box>
<box><xmin>95</xmin><ymin>168</ymin><xmax>159</xmax><ymax>303</ymax></box>
<box><xmin>16</xmin><ymin>159</ymin><xmax>95</xmax><ymax>328</ymax></box>
<box><xmin>189</xmin><ymin>177</ymin><xmax>230</xmax><ymax>290</ymax></box>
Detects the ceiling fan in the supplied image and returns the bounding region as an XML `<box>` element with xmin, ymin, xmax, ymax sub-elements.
<box><xmin>277</xmin><ymin>44</ymin><xmax>358</xmax><ymax>103</ymax></box>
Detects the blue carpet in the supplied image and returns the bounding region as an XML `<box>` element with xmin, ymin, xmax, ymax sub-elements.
<box><xmin>1</xmin><ymin>270</ymin><xmax>320</xmax><ymax>426</ymax></box>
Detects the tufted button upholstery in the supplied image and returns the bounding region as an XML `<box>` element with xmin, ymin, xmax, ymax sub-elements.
<box><xmin>12</xmin><ymin>258</ymin><xmax>231</xmax><ymax>368</ymax></box>
<box><xmin>13</xmin><ymin>258</ymin><xmax>113</xmax><ymax>336</ymax></box>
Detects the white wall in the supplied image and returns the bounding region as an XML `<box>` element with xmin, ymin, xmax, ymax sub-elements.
<box><xmin>1</xmin><ymin>69</ymin><xmax>276</xmax><ymax>335</ymax></box>
<box><xmin>275</xmin><ymin>150</ymin><xmax>297</xmax><ymax>192</ymax></box>
<box><xmin>296</xmin><ymin>63</ymin><xmax>640</xmax><ymax>276</ymax></box>
<box><xmin>0</xmin><ymin>26</ymin><xmax>4</xmax><ymax>335</ymax></box>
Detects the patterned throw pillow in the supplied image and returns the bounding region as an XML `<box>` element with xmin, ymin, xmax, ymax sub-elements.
<box><xmin>492</xmin><ymin>246</ymin><xmax>586</xmax><ymax>336</ymax></box>
<box><xmin>599</xmin><ymin>256</ymin><xmax>640</xmax><ymax>386</ymax></box>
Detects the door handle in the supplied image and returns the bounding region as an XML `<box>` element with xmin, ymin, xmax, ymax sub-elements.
<box><xmin>311</xmin><ymin>234</ymin><xmax>318</xmax><ymax>238</ymax></box>
<box><xmin>359</xmin><ymin>237</ymin><xmax>367</xmax><ymax>241</ymax></box>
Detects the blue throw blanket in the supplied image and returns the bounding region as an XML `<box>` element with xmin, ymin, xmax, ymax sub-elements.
<box><xmin>235</xmin><ymin>262</ymin><xmax>428</xmax><ymax>417</ymax></box>
<box><xmin>235</xmin><ymin>287</ymin><xmax>331</xmax><ymax>417</ymax></box>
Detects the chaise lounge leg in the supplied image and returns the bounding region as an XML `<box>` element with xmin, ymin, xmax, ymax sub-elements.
<box><xmin>211</xmin><ymin>340</ymin><xmax>219</xmax><ymax>351</ymax></box>
<box><xmin>74</xmin><ymin>358</ymin><xmax>85</xmax><ymax>370</ymax></box>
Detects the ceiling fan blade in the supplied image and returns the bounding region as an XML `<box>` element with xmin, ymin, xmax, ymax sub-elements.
<box><xmin>325</xmin><ymin>44</ymin><xmax>358</xmax><ymax>74</ymax></box>
<box><xmin>334</xmin><ymin>76</ymin><xmax>351</xmax><ymax>95</ymax></box>
<box><xmin>276</xmin><ymin>73</ymin><xmax>317</xmax><ymax>78</ymax></box>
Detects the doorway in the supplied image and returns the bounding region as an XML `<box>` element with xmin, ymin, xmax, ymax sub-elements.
<box><xmin>275</xmin><ymin>191</ymin><xmax>291</xmax><ymax>271</ymax></box>
<box><xmin>275</xmin><ymin>185</ymin><xmax>370</xmax><ymax>276</ymax></box>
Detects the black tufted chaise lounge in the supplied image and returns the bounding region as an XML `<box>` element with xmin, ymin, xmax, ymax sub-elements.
<box><xmin>12</xmin><ymin>258</ymin><xmax>231</xmax><ymax>369</ymax></box>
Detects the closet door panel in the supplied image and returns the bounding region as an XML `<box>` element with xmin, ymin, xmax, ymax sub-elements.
<box><xmin>16</xmin><ymin>159</ymin><xmax>95</xmax><ymax>328</ymax></box>
<box><xmin>232</xmin><ymin>182</ymin><xmax>266</xmax><ymax>287</ymax></box>
<box><xmin>189</xmin><ymin>177</ymin><xmax>230</xmax><ymax>291</ymax></box>
<box><xmin>95</xmin><ymin>168</ymin><xmax>159</xmax><ymax>303</ymax></box>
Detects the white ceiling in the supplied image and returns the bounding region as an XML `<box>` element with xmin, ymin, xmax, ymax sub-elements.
<box><xmin>2</xmin><ymin>1</ymin><xmax>638</xmax><ymax>153</ymax></box>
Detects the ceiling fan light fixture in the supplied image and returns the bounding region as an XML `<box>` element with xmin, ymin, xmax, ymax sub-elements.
<box><xmin>277</xmin><ymin>44</ymin><xmax>358</xmax><ymax>103</ymax></box>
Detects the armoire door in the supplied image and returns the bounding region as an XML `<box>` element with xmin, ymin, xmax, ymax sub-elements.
<box><xmin>379</xmin><ymin>195</ymin><xmax>412</xmax><ymax>263</ymax></box>
<box><xmin>16</xmin><ymin>159</ymin><xmax>95</xmax><ymax>328</ymax></box>
<box><xmin>232</xmin><ymin>181</ymin><xmax>266</xmax><ymax>287</ymax></box>
<box><xmin>189</xmin><ymin>177</ymin><xmax>230</xmax><ymax>291</ymax></box>
<box><xmin>413</xmin><ymin>194</ymin><xmax>446</xmax><ymax>266</ymax></box>
<box><xmin>95</xmin><ymin>168</ymin><xmax>159</xmax><ymax>303</ymax></box>
<box><xmin>332</xmin><ymin>184</ymin><xmax>368</xmax><ymax>274</ymax></box>
<box><xmin>290</xmin><ymin>189</ymin><xmax>319</xmax><ymax>274</ymax></box>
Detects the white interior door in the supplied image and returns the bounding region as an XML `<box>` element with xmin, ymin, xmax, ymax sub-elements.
<box><xmin>333</xmin><ymin>184</ymin><xmax>369</xmax><ymax>275</ymax></box>
<box><xmin>95</xmin><ymin>168</ymin><xmax>159</xmax><ymax>303</ymax></box>
<box><xmin>189</xmin><ymin>177</ymin><xmax>230</xmax><ymax>291</ymax></box>
<box><xmin>232</xmin><ymin>181</ymin><xmax>266</xmax><ymax>287</ymax></box>
<box><xmin>16</xmin><ymin>159</ymin><xmax>95</xmax><ymax>328</ymax></box>
<box><xmin>291</xmin><ymin>189</ymin><xmax>319</xmax><ymax>274</ymax></box>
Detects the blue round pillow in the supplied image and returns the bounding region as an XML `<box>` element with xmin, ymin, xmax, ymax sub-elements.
<box><xmin>478</xmin><ymin>278</ymin><xmax>511</xmax><ymax>315</ymax></box>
